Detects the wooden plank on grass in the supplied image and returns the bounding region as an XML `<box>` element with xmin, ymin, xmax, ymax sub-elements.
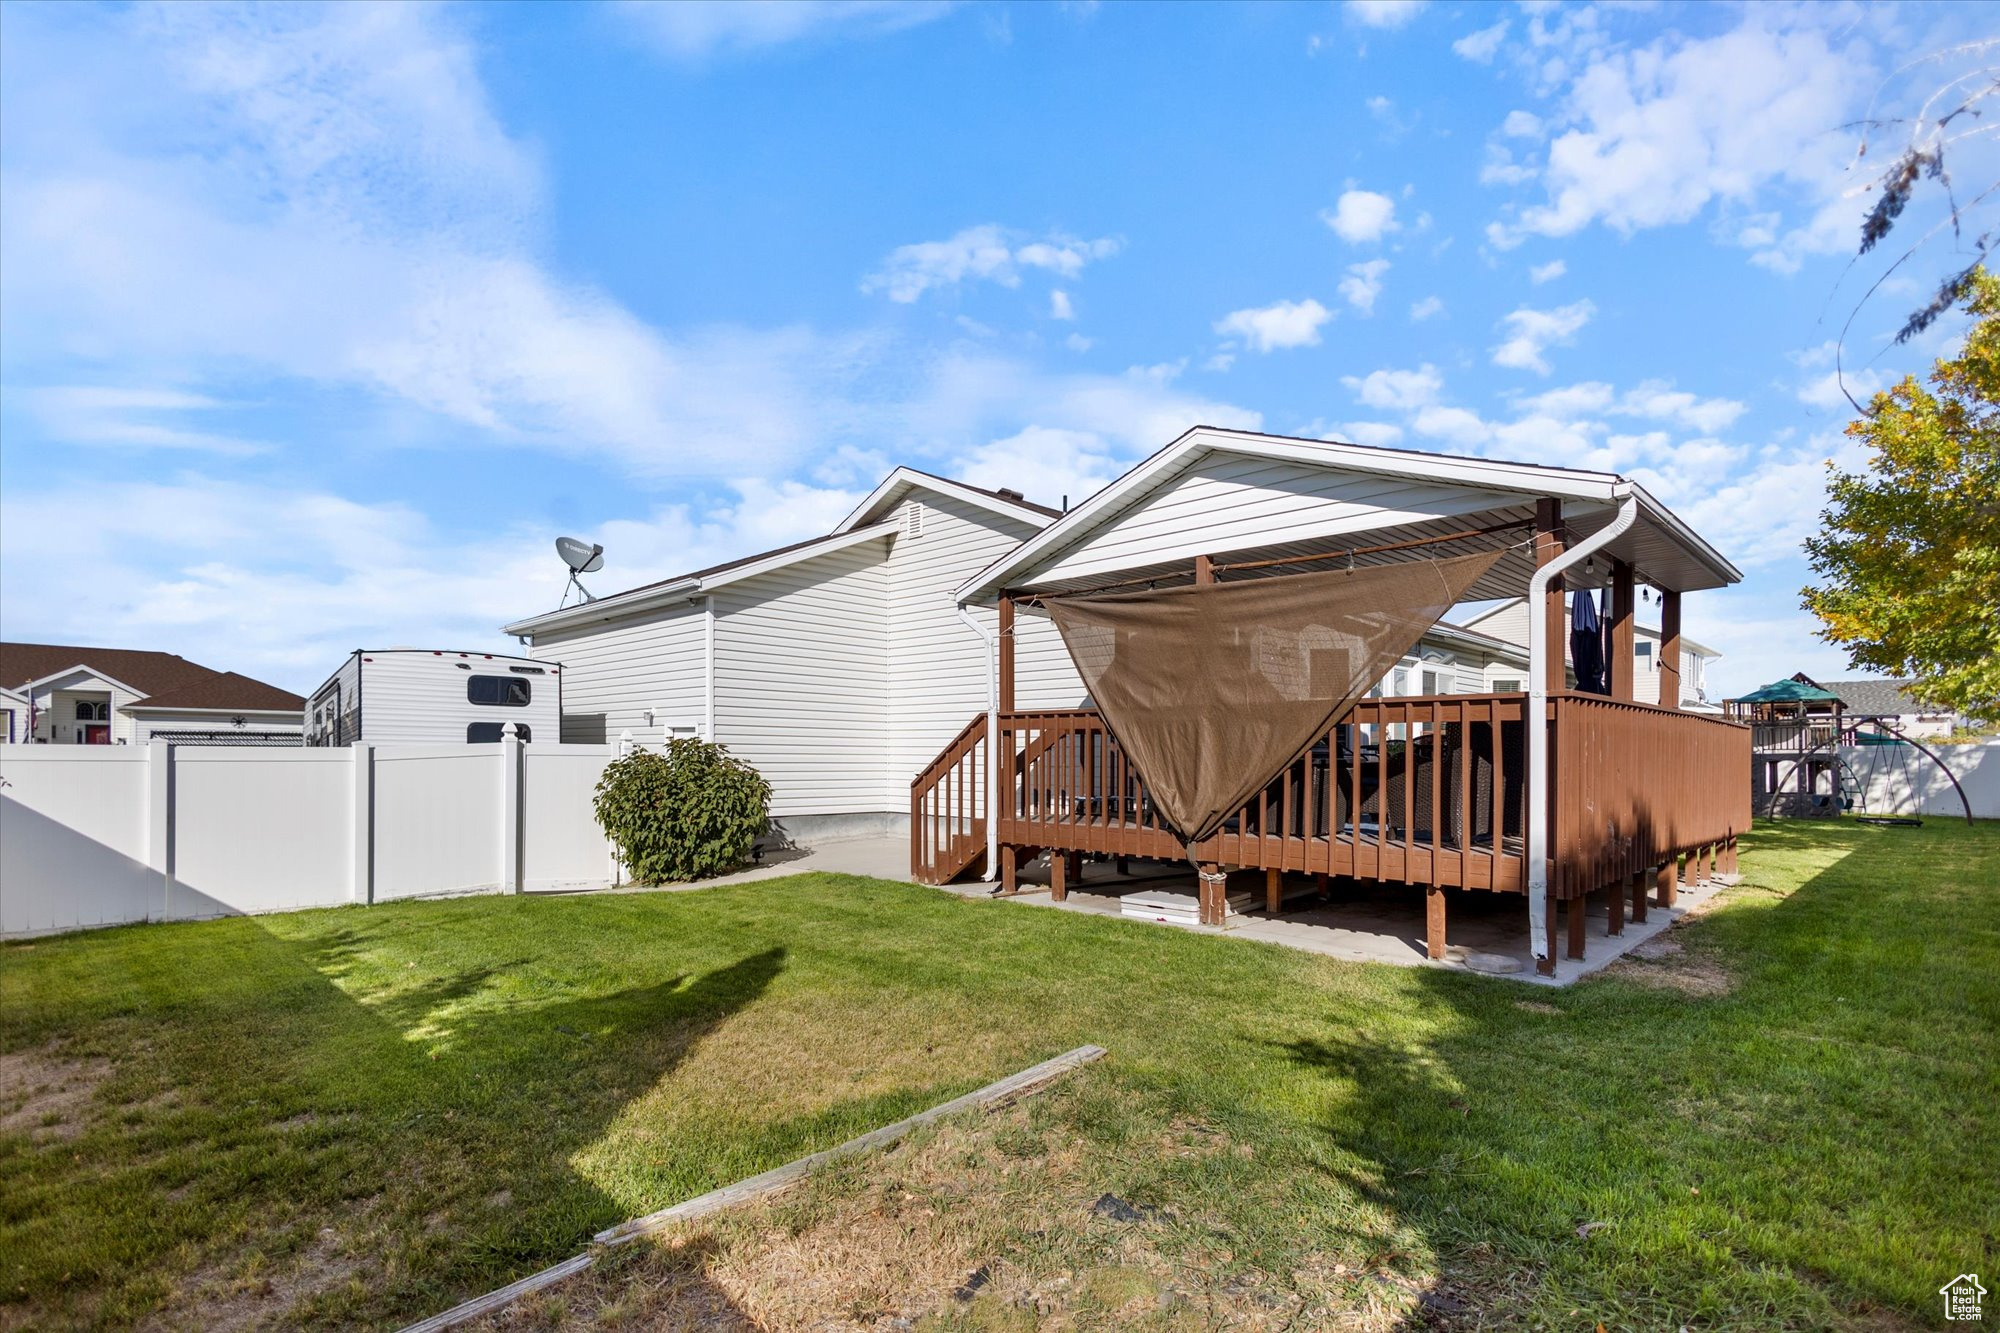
<box><xmin>596</xmin><ymin>1043</ymin><xmax>1108</xmax><ymax>1245</ymax></box>
<box><xmin>393</xmin><ymin>1044</ymin><xmax>1108</xmax><ymax>1333</ymax></box>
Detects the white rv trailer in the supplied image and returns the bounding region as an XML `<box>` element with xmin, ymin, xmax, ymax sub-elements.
<box><xmin>305</xmin><ymin>649</ymin><xmax>563</xmax><ymax>746</ymax></box>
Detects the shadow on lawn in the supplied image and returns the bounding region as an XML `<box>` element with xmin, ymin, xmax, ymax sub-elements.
<box><xmin>1272</xmin><ymin>819</ymin><xmax>1988</xmax><ymax>1329</ymax></box>
<box><xmin>0</xmin><ymin>920</ymin><xmax>788</xmax><ymax>1330</ymax></box>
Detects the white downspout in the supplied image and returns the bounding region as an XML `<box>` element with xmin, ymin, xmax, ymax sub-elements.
<box><xmin>956</xmin><ymin>602</ymin><xmax>1001</xmax><ymax>880</ymax></box>
<box><xmin>1526</xmin><ymin>487</ymin><xmax>1639</xmax><ymax>976</ymax></box>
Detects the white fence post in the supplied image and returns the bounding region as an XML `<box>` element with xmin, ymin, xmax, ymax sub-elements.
<box><xmin>351</xmin><ymin>743</ymin><xmax>374</xmax><ymax>905</ymax></box>
<box><xmin>501</xmin><ymin>724</ymin><xmax>524</xmax><ymax>894</ymax></box>
<box><xmin>147</xmin><ymin>742</ymin><xmax>174</xmax><ymax>921</ymax></box>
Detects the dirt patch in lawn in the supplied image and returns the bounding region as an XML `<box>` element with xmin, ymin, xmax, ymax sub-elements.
<box><xmin>0</xmin><ymin>1044</ymin><xmax>114</xmax><ymax>1142</ymax></box>
<box><xmin>137</xmin><ymin>1220</ymin><xmax>368</xmax><ymax>1333</ymax></box>
<box><xmin>460</xmin><ymin>1106</ymin><xmax>1431</xmax><ymax>1332</ymax></box>
<box><xmin>1600</xmin><ymin>936</ymin><xmax>1736</xmax><ymax>998</ymax></box>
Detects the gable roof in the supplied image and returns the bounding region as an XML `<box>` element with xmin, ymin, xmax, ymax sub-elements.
<box><xmin>0</xmin><ymin>642</ymin><xmax>302</xmax><ymax>711</ymax></box>
<box><xmin>834</xmin><ymin>466</ymin><xmax>1061</xmax><ymax>533</ymax></box>
<box><xmin>1816</xmin><ymin>677</ymin><xmax>1945</xmax><ymax>717</ymax></box>
<box><xmin>122</xmin><ymin>672</ymin><xmax>304</xmax><ymax>713</ymax></box>
<box><xmin>956</xmin><ymin>426</ymin><xmax>1743</xmax><ymax>604</ymax></box>
<box><xmin>503</xmin><ymin>467</ymin><xmax>1058</xmax><ymax>639</ymax></box>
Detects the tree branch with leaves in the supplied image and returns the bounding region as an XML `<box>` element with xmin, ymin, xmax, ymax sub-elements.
<box><xmin>1804</xmin><ymin>267</ymin><xmax>2000</xmax><ymax>721</ymax></box>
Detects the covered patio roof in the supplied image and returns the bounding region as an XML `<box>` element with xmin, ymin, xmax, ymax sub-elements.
<box><xmin>955</xmin><ymin>427</ymin><xmax>1742</xmax><ymax>605</ymax></box>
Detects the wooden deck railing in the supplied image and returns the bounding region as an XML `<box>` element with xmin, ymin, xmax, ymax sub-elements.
<box><xmin>910</xmin><ymin>693</ymin><xmax>1751</xmax><ymax>898</ymax></box>
<box><xmin>1550</xmin><ymin>694</ymin><xmax>1751</xmax><ymax>896</ymax></box>
<box><xmin>908</xmin><ymin>713</ymin><xmax>989</xmax><ymax>885</ymax></box>
<box><xmin>996</xmin><ymin>695</ymin><xmax>1533</xmax><ymax>891</ymax></box>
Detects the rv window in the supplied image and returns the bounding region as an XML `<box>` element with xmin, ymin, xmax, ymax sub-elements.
<box><xmin>467</xmin><ymin>675</ymin><xmax>531</xmax><ymax>706</ymax></box>
<box><xmin>467</xmin><ymin>722</ymin><xmax>531</xmax><ymax>743</ymax></box>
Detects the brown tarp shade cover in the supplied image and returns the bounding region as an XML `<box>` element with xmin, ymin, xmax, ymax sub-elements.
<box><xmin>1044</xmin><ymin>549</ymin><xmax>1504</xmax><ymax>846</ymax></box>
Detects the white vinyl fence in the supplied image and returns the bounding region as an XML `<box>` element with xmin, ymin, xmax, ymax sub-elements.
<box><xmin>1835</xmin><ymin>737</ymin><xmax>2000</xmax><ymax>819</ymax></box>
<box><xmin>1</xmin><ymin>736</ymin><xmax>622</xmax><ymax>938</ymax></box>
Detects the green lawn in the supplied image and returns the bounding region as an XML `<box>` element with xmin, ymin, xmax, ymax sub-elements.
<box><xmin>3</xmin><ymin>819</ymin><xmax>1996</xmax><ymax>1329</ymax></box>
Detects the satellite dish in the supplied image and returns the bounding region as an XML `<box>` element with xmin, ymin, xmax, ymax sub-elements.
<box><xmin>555</xmin><ymin>537</ymin><xmax>605</xmax><ymax>607</ymax></box>
<box><xmin>556</xmin><ymin>536</ymin><xmax>604</xmax><ymax>574</ymax></box>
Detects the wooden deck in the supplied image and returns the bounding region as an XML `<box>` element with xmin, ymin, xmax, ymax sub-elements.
<box><xmin>912</xmin><ymin>691</ymin><xmax>1751</xmax><ymax>960</ymax></box>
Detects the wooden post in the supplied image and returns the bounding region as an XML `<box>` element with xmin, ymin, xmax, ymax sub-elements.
<box><xmin>1265</xmin><ymin>866</ymin><xmax>1282</xmax><ymax>914</ymax></box>
<box><xmin>1000</xmin><ymin>845</ymin><xmax>1018</xmax><ymax>896</ymax></box>
<box><xmin>1566</xmin><ymin>893</ymin><xmax>1586</xmax><ymax>960</ymax></box>
<box><xmin>1051</xmin><ymin>849</ymin><xmax>1067</xmax><ymax>902</ymax></box>
<box><xmin>1199</xmin><ymin>863</ymin><xmax>1224</xmax><ymax>925</ymax></box>
<box><xmin>1194</xmin><ymin>553</ymin><xmax>1215</xmax><ymax>585</ymax></box>
<box><xmin>1657</xmin><ymin>588</ymin><xmax>1682</xmax><ymax>710</ymax></box>
<box><xmin>997</xmin><ymin>595</ymin><xmax>1017</xmax><ymax>713</ymax></box>
<box><xmin>1607</xmin><ymin>875</ymin><xmax>1625</xmax><ymax>936</ymax></box>
<box><xmin>1315</xmin><ymin>871</ymin><xmax>1330</xmax><ymax>900</ymax></box>
<box><xmin>1542</xmin><ymin>891</ymin><xmax>1560</xmax><ymax>974</ymax></box>
<box><xmin>1535</xmin><ymin>499</ymin><xmax>1567</xmax><ymax>693</ymax></box>
<box><xmin>1655</xmin><ymin>859</ymin><xmax>1676</xmax><ymax>908</ymax></box>
<box><xmin>1610</xmin><ymin>561</ymin><xmax>1636</xmax><ymax>702</ymax></box>
<box><xmin>1630</xmin><ymin>869</ymin><xmax>1647</xmax><ymax>924</ymax></box>
<box><xmin>1425</xmin><ymin>886</ymin><xmax>1446</xmax><ymax>959</ymax></box>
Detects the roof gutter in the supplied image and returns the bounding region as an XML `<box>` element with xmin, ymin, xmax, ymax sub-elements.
<box><xmin>1526</xmin><ymin>485</ymin><xmax>1638</xmax><ymax>978</ymax></box>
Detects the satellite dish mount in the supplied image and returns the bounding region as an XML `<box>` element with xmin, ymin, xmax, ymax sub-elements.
<box><xmin>555</xmin><ymin>537</ymin><xmax>605</xmax><ymax>608</ymax></box>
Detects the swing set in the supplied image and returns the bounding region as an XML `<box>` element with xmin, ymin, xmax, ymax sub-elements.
<box><xmin>1772</xmin><ymin>716</ymin><xmax>1974</xmax><ymax>827</ymax></box>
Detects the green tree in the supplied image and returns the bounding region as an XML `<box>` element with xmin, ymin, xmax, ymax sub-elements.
<box><xmin>1803</xmin><ymin>267</ymin><xmax>2000</xmax><ymax>721</ymax></box>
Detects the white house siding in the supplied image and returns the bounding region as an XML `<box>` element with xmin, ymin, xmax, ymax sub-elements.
<box><xmin>712</xmin><ymin>539</ymin><xmax>891</xmax><ymax>817</ymax></box>
<box><xmin>1460</xmin><ymin>600</ymin><xmax>1531</xmax><ymax>647</ymax></box>
<box><xmin>533</xmin><ymin>603</ymin><xmax>708</xmax><ymax>745</ymax></box>
<box><xmin>883</xmin><ymin>496</ymin><xmax>1044</xmax><ymax>804</ymax></box>
<box><xmin>1033</xmin><ymin>454</ymin><xmax>1527</xmax><ymax>586</ymax></box>
<box><xmin>31</xmin><ymin>671</ymin><xmax>146</xmax><ymax>745</ymax></box>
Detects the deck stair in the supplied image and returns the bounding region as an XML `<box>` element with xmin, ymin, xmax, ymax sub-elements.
<box><xmin>910</xmin><ymin>714</ymin><xmax>989</xmax><ymax>885</ymax></box>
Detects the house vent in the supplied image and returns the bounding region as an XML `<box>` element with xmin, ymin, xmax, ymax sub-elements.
<box><xmin>903</xmin><ymin>500</ymin><xmax>925</xmax><ymax>538</ymax></box>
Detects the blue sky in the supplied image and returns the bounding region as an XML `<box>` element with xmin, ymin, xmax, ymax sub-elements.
<box><xmin>2</xmin><ymin>0</ymin><xmax>1993</xmax><ymax>696</ymax></box>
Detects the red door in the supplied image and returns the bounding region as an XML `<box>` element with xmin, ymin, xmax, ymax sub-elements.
<box><xmin>83</xmin><ymin>724</ymin><xmax>110</xmax><ymax>745</ymax></box>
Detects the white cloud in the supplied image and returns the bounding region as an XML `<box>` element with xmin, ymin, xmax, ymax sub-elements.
<box><xmin>1321</xmin><ymin>189</ymin><xmax>1399</xmax><ymax>244</ymax></box>
<box><xmin>1512</xmin><ymin>381</ymin><xmax>1617</xmax><ymax>419</ymax></box>
<box><xmin>1500</xmin><ymin>110</ymin><xmax>1543</xmax><ymax>139</ymax></box>
<box><xmin>1484</xmin><ymin>13</ymin><xmax>1868</xmax><ymax>258</ymax></box>
<box><xmin>20</xmin><ymin>386</ymin><xmax>267</xmax><ymax>456</ymax></box>
<box><xmin>1529</xmin><ymin>259</ymin><xmax>1567</xmax><ymax>284</ymax></box>
<box><xmin>1214</xmin><ymin>298</ymin><xmax>1334</xmax><ymax>353</ymax></box>
<box><xmin>1049</xmin><ymin>289</ymin><xmax>1075</xmax><ymax>320</ymax></box>
<box><xmin>1616</xmin><ymin>379</ymin><xmax>1746</xmax><ymax>433</ymax></box>
<box><xmin>1453</xmin><ymin>19</ymin><xmax>1509</xmax><ymax>63</ymax></box>
<box><xmin>1065</xmin><ymin>332</ymin><xmax>1094</xmax><ymax>353</ymax></box>
<box><xmin>1338</xmin><ymin>259</ymin><xmax>1391</xmax><ymax>315</ymax></box>
<box><xmin>1346</xmin><ymin>0</ymin><xmax>1426</xmax><ymax>30</ymax></box>
<box><xmin>1491</xmin><ymin>300</ymin><xmax>1595</xmax><ymax>374</ymax></box>
<box><xmin>1328</xmin><ymin>420</ymin><xmax>1405</xmax><ymax>447</ymax></box>
<box><xmin>948</xmin><ymin>426</ymin><xmax>1123</xmax><ymax>511</ymax></box>
<box><xmin>862</xmin><ymin>225</ymin><xmax>1121</xmax><ymax>303</ymax></box>
<box><xmin>1796</xmin><ymin>367</ymin><xmax>1884</xmax><ymax>412</ymax></box>
<box><xmin>1341</xmin><ymin>363</ymin><xmax>1443</xmax><ymax>411</ymax></box>
<box><xmin>1411</xmin><ymin>405</ymin><xmax>1491</xmax><ymax>447</ymax></box>
<box><xmin>611</xmin><ymin>0</ymin><xmax>953</xmax><ymax>60</ymax></box>
<box><xmin>1409</xmin><ymin>295</ymin><xmax>1444</xmax><ymax>321</ymax></box>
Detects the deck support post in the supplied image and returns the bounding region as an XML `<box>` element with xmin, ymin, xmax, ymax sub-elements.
<box><xmin>1536</xmin><ymin>499</ymin><xmax>1567</xmax><ymax>695</ymax></box>
<box><xmin>1050</xmin><ymin>849</ymin><xmax>1068</xmax><ymax>902</ymax></box>
<box><xmin>1566</xmin><ymin>893</ymin><xmax>1587</xmax><ymax>960</ymax></box>
<box><xmin>1657</xmin><ymin>589</ymin><xmax>1682</xmax><ymax>710</ymax></box>
<box><xmin>1265</xmin><ymin>867</ymin><xmax>1282</xmax><ymax>914</ymax></box>
<box><xmin>1629</xmin><ymin>869</ymin><xmax>1647</xmax><ymax>924</ymax></box>
<box><xmin>1425</xmin><ymin>886</ymin><xmax>1447</xmax><ymax>960</ymax></box>
<box><xmin>1000</xmin><ymin>844</ymin><xmax>1018</xmax><ymax>896</ymax></box>
<box><xmin>1315</xmin><ymin>872</ymin><xmax>1330</xmax><ymax>900</ymax></box>
<box><xmin>1607</xmin><ymin>877</ymin><xmax>1625</xmax><ymax>936</ymax></box>
<box><xmin>997</xmin><ymin>596</ymin><xmax>1016</xmax><ymax>712</ymax></box>
<box><xmin>1198</xmin><ymin>862</ymin><xmax>1225</xmax><ymax>926</ymax></box>
<box><xmin>1693</xmin><ymin>844</ymin><xmax>1711</xmax><ymax>886</ymax></box>
<box><xmin>1610</xmin><ymin>561</ymin><xmax>1636</xmax><ymax>701</ymax></box>
<box><xmin>1541</xmin><ymin>892</ymin><xmax>1560</xmax><ymax>974</ymax></box>
<box><xmin>1655</xmin><ymin>859</ymin><xmax>1676</xmax><ymax>908</ymax></box>
<box><xmin>1194</xmin><ymin>554</ymin><xmax>1215</xmax><ymax>585</ymax></box>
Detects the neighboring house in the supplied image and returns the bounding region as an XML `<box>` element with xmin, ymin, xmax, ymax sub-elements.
<box><xmin>1808</xmin><ymin>675</ymin><xmax>1958</xmax><ymax>738</ymax></box>
<box><xmin>1456</xmin><ymin>595</ymin><xmax>1722</xmax><ymax>709</ymax></box>
<box><xmin>0</xmin><ymin>685</ymin><xmax>26</xmax><ymax>744</ymax></box>
<box><xmin>503</xmin><ymin>469</ymin><xmax>1066</xmax><ymax>839</ymax></box>
<box><xmin>0</xmin><ymin>642</ymin><xmax>304</xmax><ymax>745</ymax></box>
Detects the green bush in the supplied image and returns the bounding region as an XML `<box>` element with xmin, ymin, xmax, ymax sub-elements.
<box><xmin>592</xmin><ymin>738</ymin><xmax>771</xmax><ymax>884</ymax></box>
